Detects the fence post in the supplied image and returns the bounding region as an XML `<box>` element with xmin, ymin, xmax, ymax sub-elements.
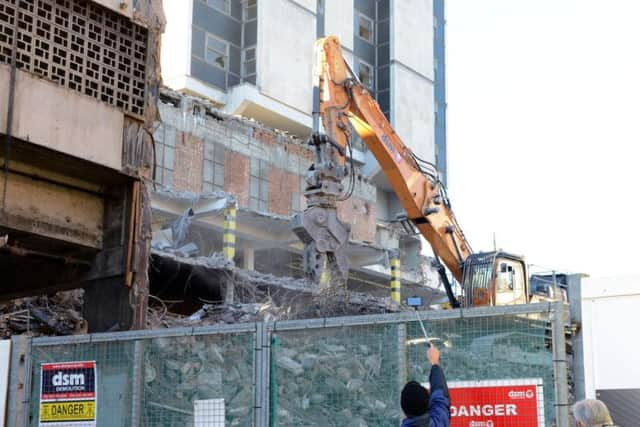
<box><xmin>269</xmin><ymin>334</ymin><xmax>279</xmax><ymax>427</ymax></box>
<box><xmin>253</xmin><ymin>322</ymin><xmax>263</xmax><ymax>427</ymax></box>
<box><xmin>6</xmin><ymin>335</ymin><xmax>31</xmax><ymax>427</ymax></box>
<box><xmin>260</xmin><ymin>324</ymin><xmax>271</xmax><ymax>427</ymax></box>
<box><xmin>130</xmin><ymin>340</ymin><xmax>144</xmax><ymax>426</ymax></box>
<box><xmin>552</xmin><ymin>299</ymin><xmax>570</xmax><ymax>427</ymax></box>
<box><xmin>397</xmin><ymin>322</ymin><xmax>407</xmax><ymax>394</ymax></box>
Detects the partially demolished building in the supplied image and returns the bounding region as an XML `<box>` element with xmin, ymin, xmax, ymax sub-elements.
<box><xmin>146</xmin><ymin>89</ymin><xmax>442</xmax><ymax>326</ymax></box>
<box><xmin>0</xmin><ymin>0</ymin><xmax>447</xmax><ymax>334</ymax></box>
<box><xmin>0</xmin><ymin>0</ymin><xmax>165</xmax><ymax>332</ymax></box>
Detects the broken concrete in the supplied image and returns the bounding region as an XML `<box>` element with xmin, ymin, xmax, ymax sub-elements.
<box><xmin>147</xmin><ymin>250</ymin><xmax>404</xmax><ymax>327</ymax></box>
<box><xmin>0</xmin><ymin>290</ymin><xmax>86</xmax><ymax>338</ymax></box>
<box><xmin>0</xmin><ymin>0</ymin><xmax>166</xmax><ymax>332</ymax></box>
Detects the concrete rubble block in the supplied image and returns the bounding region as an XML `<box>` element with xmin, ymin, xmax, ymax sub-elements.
<box><xmin>273</xmin><ymin>324</ymin><xmax>404</xmax><ymax>426</ymax></box>
<box><xmin>143</xmin><ymin>332</ymin><xmax>254</xmax><ymax>425</ymax></box>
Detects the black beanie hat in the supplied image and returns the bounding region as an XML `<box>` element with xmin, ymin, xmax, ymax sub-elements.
<box><xmin>401</xmin><ymin>381</ymin><xmax>430</xmax><ymax>417</ymax></box>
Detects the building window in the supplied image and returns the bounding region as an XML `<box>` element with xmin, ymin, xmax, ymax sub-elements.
<box><xmin>204</xmin><ymin>0</ymin><xmax>231</xmax><ymax>15</ymax></box>
<box><xmin>357</xmin><ymin>14</ymin><xmax>374</xmax><ymax>43</ymax></box>
<box><xmin>249</xmin><ymin>158</ymin><xmax>270</xmax><ymax>211</ymax></box>
<box><xmin>358</xmin><ymin>60</ymin><xmax>374</xmax><ymax>89</ymax></box>
<box><xmin>203</xmin><ymin>142</ymin><xmax>225</xmax><ymax>192</ymax></box>
<box><xmin>205</xmin><ymin>34</ymin><xmax>229</xmax><ymax>70</ymax></box>
<box><xmin>153</xmin><ymin>124</ymin><xmax>176</xmax><ymax>187</ymax></box>
<box><xmin>243</xmin><ymin>0</ymin><xmax>257</xmax><ymax>21</ymax></box>
<box><xmin>243</xmin><ymin>47</ymin><xmax>256</xmax><ymax>79</ymax></box>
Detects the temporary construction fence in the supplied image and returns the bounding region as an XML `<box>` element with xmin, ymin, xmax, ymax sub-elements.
<box><xmin>5</xmin><ymin>301</ymin><xmax>569</xmax><ymax>427</ymax></box>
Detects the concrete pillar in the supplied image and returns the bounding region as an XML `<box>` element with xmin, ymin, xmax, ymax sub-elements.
<box><xmin>223</xmin><ymin>204</ymin><xmax>237</xmax><ymax>304</ymax></box>
<box><xmin>222</xmin><ymin>204</ymin><xmax>237</xmax><ymax>262</ymax></box>
<box><xmin>243</xmin><ymin>247</ymin><xmax>255</xmax><ymax>270</ymax></box>
<box><xmin>390</xmin><ymin>250</ymin><xmax>401</xmax><ymax>303</ymax></box>
<box><xmin>568</xmin><ymin>274</ymin><xmax>585</xmax><ymax>401</ymax></box>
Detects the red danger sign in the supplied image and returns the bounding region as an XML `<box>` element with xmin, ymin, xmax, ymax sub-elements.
<box><xmin>428</xmin><ymin>379</ymin><xmax>545</xmax><ymax>427</ymax></box>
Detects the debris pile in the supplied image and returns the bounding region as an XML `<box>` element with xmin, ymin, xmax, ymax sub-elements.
<box><xmin>147</xmin><ymin>292</ymin><xmax>400</xmax><ymax>329</ymax></box>
<box><xmin>148</xmin><ymin>251</ymin><xmax>402</xmax><ymax>328</ymax></box>
<box><xmin>273</xmin><ymin>327</ymin><xmax>403</xmax><ymax>425</ymax></box>
<box><xmin>0</xmin><ymin>290</ymin><xmax>86</xmax><ymax>338</ymax></box>
<box><xmin>143</xmin><ymin>333</ymin><xmax>254</xmax><ymax>425</ymax></box>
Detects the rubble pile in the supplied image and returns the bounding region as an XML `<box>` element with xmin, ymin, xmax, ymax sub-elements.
<box><xmin>0</xmin><ymin>290</ymin><xmax>86</xmax><ymax>338</ymax></box>
<box><xmin>147</xmin><ymin>291</ymin><xmax>400</xmax><ymax>329</ymax></box>
<box><xmin>273</xmin><ymin>327</ymin><xmax>403</xmax><ymax>426</ymax></box>
<box><xmin>148</xmin><ymin>250</ymin><xmax>402</xmax><ymax>328</ymax></box>
<box><xmin>143</xmin><ymin>333</ymin><xmax>253</xmax><ymax>426</ymax></box>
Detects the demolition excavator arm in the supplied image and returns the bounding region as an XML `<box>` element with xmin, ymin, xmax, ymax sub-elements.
<box><xmin>292</xmin><ymin>36</ymin><xmax>472</xmax><ymax>301</ymax></box>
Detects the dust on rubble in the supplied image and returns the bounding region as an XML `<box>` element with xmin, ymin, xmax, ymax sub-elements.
<box><xmin>0</xmin><ymin>289</ymin><xmax>86</xmax><ymax>338</ymax></box>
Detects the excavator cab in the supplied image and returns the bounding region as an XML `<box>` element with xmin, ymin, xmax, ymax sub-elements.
<box><xmin>460</xmin><ymin>251</ymin><xmax>529</xmax><ymax>307</ymax></box>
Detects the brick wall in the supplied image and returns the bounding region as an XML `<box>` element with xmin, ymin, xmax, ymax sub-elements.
<box><xmin>268</xmin><ymin>167</ymin><xmax>301</xmax><ymax>215</ymax></box>
<box><xmin>224</xmin><ymin>150</ymin><xmax>250</xmax><ymax>207</ymax></box>
<box><xmin>157</xmin><ymin>100</ymin><xmax>379</xmax><ymax>244</ymax></box>
<box><xmin>173</xmin><ymin>132</ymin><xmax>203</xmax><ymax>192</ymax></box>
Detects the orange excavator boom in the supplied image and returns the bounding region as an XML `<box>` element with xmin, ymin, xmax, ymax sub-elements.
<box><xmin>292</xmin><ymin>36</ymin><xmax>472</xmax><ymax>301</ymax></box>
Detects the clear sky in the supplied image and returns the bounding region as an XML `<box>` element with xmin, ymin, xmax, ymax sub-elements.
<box><xmin>445</xmin><ymin>0</ymin><xmax>640</xmax><ymax>277</ymax></box>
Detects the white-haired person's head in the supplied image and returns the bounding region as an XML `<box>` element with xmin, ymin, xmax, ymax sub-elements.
<box><xmin>572</xmin><ymin>399</ymin><xmax>615</xmax><ymax>427</ymax></box>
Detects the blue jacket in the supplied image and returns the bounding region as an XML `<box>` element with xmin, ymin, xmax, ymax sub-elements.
<box><xmin>401</xmin><ymin>365</ymin><xmax>451</xmax><ymax>427</ymax></box>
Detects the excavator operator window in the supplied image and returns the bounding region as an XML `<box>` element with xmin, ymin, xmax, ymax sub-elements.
<box><xmin>498</xmin><ymin>263</ymin><xmax>515</xmax><ymax>290</ymax></box>
<box><xmin>495</xmin><ymin>259</ymin><xmax>526</xmax><ymax>305</ymax></box>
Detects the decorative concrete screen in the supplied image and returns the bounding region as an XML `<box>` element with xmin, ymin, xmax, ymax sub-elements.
<box><xmin>0</xmin><ymin>0</ymin><xmax>147</xmax><ymax>116</ymax></box>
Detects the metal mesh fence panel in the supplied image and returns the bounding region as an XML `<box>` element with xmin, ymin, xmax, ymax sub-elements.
<box><xmin>141</xmin><ymin>332</ymin><xmax>254</xmax><ymax>427</ymax></box>
<box><xmin>406</xmin><ymin>313</ymin><xmax>554</xmax><ymax>426</ymax></box>
<box><xmin>29</xmin><ymin>339</ymin><xmax>135</xmax><ymax>426</ymax></box>
<box><xmin>270</xmin><ymin>323</ymin><xmax>403</xmax><ymax>426</ymax></box>
<box><xmin>15</xmin><ymin>303</ymin><xmax>565</xmax><ymax>427</ymax></box>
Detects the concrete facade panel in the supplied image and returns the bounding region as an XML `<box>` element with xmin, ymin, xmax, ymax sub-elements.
<box><xmin>193</xmin><ymin>2</ymin><xmax>242</xmax><ymax>46</ymax></box>
<box><xmin>244</xmin><ymin>20</ymin><xmax>258</xmax><ymax>47</ymax></box>
<box><xmin>391</xmin><ymin>64</ymin><xmax>435</xmax><ymax>163</ymax></box>
<box><xmin>191</xmin><ymin>57</ymin><xmax>228</xmax><ymax>90</ymax></box>
<box><xmin>326</xmin><ymin>0</ymin><xmax>354</xmax><ymax>50</ymax></box>
<box><xmin>4</xmin><ymin>66</ymin><xmax>124</xmax><ymax>171</ymax></box>
<box><xmin>338</xmin><ymin>196</ymin><xmax>376</xmax><ymax>243</ymax></box>
<box><xmin>354</xmin><ymin>37</ymin><xmax>375</xmax><ymax>65</ymax></box>
<box><xmin>0</xmin><ymin>172</ymin><xmax>104</xmax><ymax>248</ymax></box>
<box><xmin>192</xmin><ymin>26</ymin><xmax>206</xmax><ymax>57</ymax></box>
<box><xmin>258</xmin><ymin>0</ymin><xmax>315</xmax><ymax>114</ymax></box>
<box><xmin>290</xmin><ymin>0</ymin><xmax>316</xmax><ymax>13</ymax></box>
<box><xmin>377</xmin><ymin>17</ymin><xmax>390</xmax><ymax>44</ymax></box>
<box><xmin>377</xmin><ymin>43</ymin><xmax>390</xmax><ymax>66</ymax></box>
<box><xmin>391</xmin><ymin>0</ymin><xmax>434</xmax><ymax>80</ymax></box>
<box><xmin>354</xmin><ymin>0</ymin><xmax>375</xmax><ymax>17</ymax></box>
<box><xmin>230</xmin><ymin>0</ymin><xmax>242</xmax><ymax>20</ymax></box>
<box><xmin>230</xmin><ymin>44</ymin><xmax>242</xmax><ymax>75</ymax></box>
